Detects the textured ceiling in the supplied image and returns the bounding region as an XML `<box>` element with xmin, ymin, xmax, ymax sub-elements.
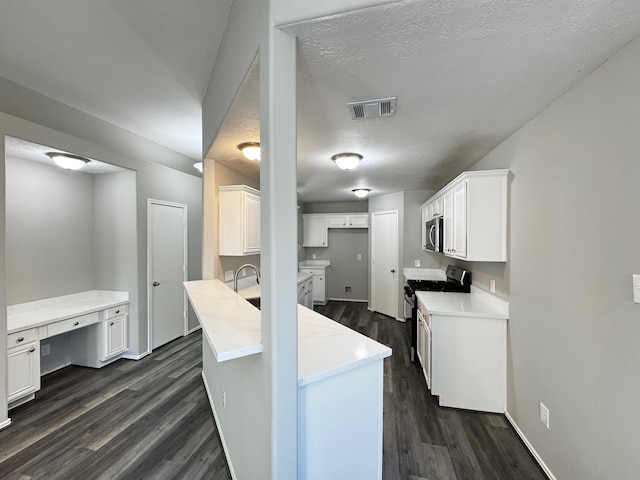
<box><xmin>210</xmin><ymin>0</ymin><xmax>640</xmax><ymax>202</ymax></box>
<box><xmin>2</xmin><ymin>0</ymin><xmax>640</xmax><ymax>200</ymax></box>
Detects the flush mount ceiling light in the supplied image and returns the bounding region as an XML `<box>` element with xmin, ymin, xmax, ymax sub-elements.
<box><xmin>331</xmin><ymin>153</ymin><xmax>362</xmax><ymax>171</ymax></box>
<box><xmin>352</xmin><ymin>188</ymin><xmax>371</xmax><ymax>198</ymax></box>
<box><xmin>46</xmin><ymin>152</ymin><xmax>90</xmax><ymax>170</ymax></box>
<box><xmin>193</xmin><ymin>162</ymin><xmax>203</xmax><ymax>173</ymax></box>
<box><xmin>238</xmin><ymin>142</ymin><xmax>261</xmax><ymax>161</ymax></box>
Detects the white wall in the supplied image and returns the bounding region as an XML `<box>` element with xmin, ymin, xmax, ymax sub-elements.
<box><xmin>5</xmin><ymin>157</ymin><xmax>96</xmax><ymax>304</ymax></box>
<box><xmin>465</xmin><ymin>36</ymin><xmax>640</xmax><ymax>480</ymax></box>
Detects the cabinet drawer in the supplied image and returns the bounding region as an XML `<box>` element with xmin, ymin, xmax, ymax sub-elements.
<box><xmin>8</xmin><ymin>328</ymin><xmax>38</xmax><ymax>347</ymax></box>
<box><xmin>47</xmin><ymin>312</ymin><xmax>100</xmax><ymax>337</ymax></box>
<box><xmin>104</xmin><ymin>304</ymin><xmax>128</xmax><ymax>319</ymax></box>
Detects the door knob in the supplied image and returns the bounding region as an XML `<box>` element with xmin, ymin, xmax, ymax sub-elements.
<box><xmin>391</xmin><ymin>269</ymin><xmax>396</xmax><ymax>273</ymax></box>
<box><xmin>153</xmin><ymin>281</ymin><xmax>160</xmax><ymax>286</ymax></box>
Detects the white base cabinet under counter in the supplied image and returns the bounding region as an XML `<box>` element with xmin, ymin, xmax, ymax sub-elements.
<box><xmin>7</xmin><ymin>290</ymin><xmax>130</xmax><ymax>406</ymax></box>
<box><xmin>70</xmin><ymin>303</ymin><xmax>129</xmax><ymax>367</ymax></box>
<box><xmin>7</xmin><ymin>329</ymin><xmax>40</xmax><ymax>407</ymax></box>
<box><xmin>299</xmin><ymin>261</ymin><xmax>330</xmax><ymax>305</ymax></box>
<box><xmin>417</xmin><ymin>289</ymin><xmax>508</xmax><ymax>413</ymax></box>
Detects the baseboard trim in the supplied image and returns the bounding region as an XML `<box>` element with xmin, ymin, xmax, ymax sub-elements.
<box><xmin>122</xmin><ymin>351</ymin><xmax>150</xmax><ymax>361</ymax></box>
<box><xmin>0</xmin><ymin>418</ymin><xmax>11</xmax><ymax>430</ymax></box>
<box><xmin>328</xmin><ymin>297</ymin><xmax>368</xmax><ymax>303</ymax></box>
<box><xmin>505</xmin><ymin>411</ymin><xmax>556</xmax><ymax>480</ymax></box>
<box><xmin>201</xmin><ymin>372</ymin><xmax>237</xmax><ymax>480</ymax></box>
<box><xmin>186</xmin><ymin>325</ymin><xmax>202</xmax><ymax>335</ymax></box>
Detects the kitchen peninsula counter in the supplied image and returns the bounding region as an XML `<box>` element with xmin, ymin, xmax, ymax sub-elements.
<box><xmin>183</xmin><ymin>278</ymin><xmax>391</xmax><ymax>479</ymax></box>
<box><xmin>183</xmin><ymin>279</ymin><xmax>391</xmax><ymax>383</ymax></box>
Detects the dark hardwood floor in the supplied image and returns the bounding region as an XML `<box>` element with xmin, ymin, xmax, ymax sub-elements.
<box><xmin>316</xmin><ymin>301</ymin><xmax>548</xmax><ymax>480</ymax></box>
<box><xmin>1</xmin><ymin>302</ymin><xmax>548</xmax><ymax>479</ymax></box>
<box><xmin>0</xmin><ymin>331</ymin><xmax>231</xmax><ymax>480</ymax></box>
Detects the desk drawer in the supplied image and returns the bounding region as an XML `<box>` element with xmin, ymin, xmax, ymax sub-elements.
<box><xmin>104</xmin><ymin>304</ymin><xmax>128</xmax><ymax>320</ymax></box>
<box><xmin>8</xmin><ymin>328</ymin><xmax>38</xmax><ymax>347</ymax></box>
<box><xmin>47</xmin><ymin>312</ymin><xmax>100</xmax><ymax>337</ymax></box>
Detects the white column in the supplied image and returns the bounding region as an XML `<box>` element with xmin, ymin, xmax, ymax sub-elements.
<box><xmin>260</xmin><ymin>4</ymin><xmax>299</xmax><ymax>479</ymax></box>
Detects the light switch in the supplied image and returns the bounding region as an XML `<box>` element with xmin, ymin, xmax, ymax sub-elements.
<box><xmin>414</xmin><ymin>260</ymin><xmax>420</xmax><ymax>267</ymax></box>
<box><xmin>633</xmin><ymin>274</ymin><xmax>640</xmax><ymax>304</ymax></box>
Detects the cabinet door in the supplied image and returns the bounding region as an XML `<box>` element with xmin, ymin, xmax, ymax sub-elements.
<box><xmin>452</xmin><ymin>181</ymin><xmax>467</xmax><ymax>258</ymax></box>
<box><xmin>244</xmin><ymin>192</ymin><xmax>261</xmax><ymax>254</ymax></box>
<box><xmin>312</xmin><ymin>275</ymin><xmax>325</xmax><ymax>303</ymax></box>
<box><xmin>303</xmin><ymin>216</ymin><xmax>328</xmax><ymax>247</ymax></box>
<box><xmin>442</xmin><ymin>190</ymin><xmax>454</xmax><ymax>255</ymax></box>
<box><xmin>8</xmin><ymin>342</ymin><xmax>40</xmax><ymax>402</ymax></box>
<box><xmin>328</xmin><ymin>215</ymin><xmax>348</xmax><ymax>228</ymax></box>
<box><xmin>348</xmin><ymin>214</ymin><xmax>369</xmax><ymax>227</ymax></box>
<box><xmin>416</xmin><ymin>310</ymin><xmax>425</xmax><ymax>366</ymax></box>
<box><xmin>103</xmin><ymin>315</ymin><xmax>128</xmax><ymax>360</ymax></box>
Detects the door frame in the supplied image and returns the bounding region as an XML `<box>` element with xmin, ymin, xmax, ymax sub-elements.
<box><xmin>370</xmin><ymin>209</ymin><xmax>399</xmax><ymax>319</ymax></box>
<box><xmin>147</xmin><ymin>199</ymin><xmax>188</xmax><ymax>353</ymax></box>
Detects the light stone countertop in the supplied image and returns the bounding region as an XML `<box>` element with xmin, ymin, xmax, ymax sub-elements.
<box><xmin>184</xmin><ymin>279</ymin><xmax>391</xmax><ymax>385</ymax></box>
<box><xmin>416</xmin><ymin>286</ymin><xmax>509</xmax><ymax>319</ymax></box>
<box><xmin>7</xmin><ymin>290</ymin><xmax>130</xmax><ymax>334</ymax></box>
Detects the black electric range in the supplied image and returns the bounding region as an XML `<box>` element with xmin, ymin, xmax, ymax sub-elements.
<box><xmin>404</xmin><ymin>265</ymin><xmax>471</xmax><ymax>362</ymax></box>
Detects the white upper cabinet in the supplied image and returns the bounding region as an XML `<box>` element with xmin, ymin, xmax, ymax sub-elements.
<box><xmin>425</xmin><ymin>169</ymin><xmax>509</xmax><ymax>262</ymax></box>
<box><xmin>303</xmin><ymin>215</ymin><xmax>328</xmax><ymax>247</ymax></box>
<box><xmin>328</xmin><ymin>213</ymin><xmax>369</xmax><ymax>228</ymax></box>
<box><xmin>219</xmin><ymin>185</ymin><xmax>261</xmax><ymax>256</ymax></box>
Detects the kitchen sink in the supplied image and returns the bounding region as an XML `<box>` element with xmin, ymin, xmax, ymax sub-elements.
<box><xmin>246</xmin><ymin>297</ymin><xmax>260</xmax><ymax>310</ymax></box>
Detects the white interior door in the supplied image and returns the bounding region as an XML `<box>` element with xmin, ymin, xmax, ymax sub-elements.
<box><xmin>148</xmin><ymin>200</ymin><xmax>187</xmax><ymax>350</ymax></box>
<box><xmin>371</xmin><ymin>210</ymin><xmax>398</xmax><ymax>318</ymax></box>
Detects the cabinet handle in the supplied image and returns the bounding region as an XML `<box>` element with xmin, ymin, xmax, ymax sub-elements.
<box><xmin>74</xmin><ymin>321</ymin><xmax>79</xmax><ymax>326</ymax></box>
<box><xmin>110</xmin><ymin>322</ymin><xmax>114</xmax><ymax>326</ymax></box>
<box><xmin>29</xmin><ymin>347</ymin><xmax>35</xmax><ymax>353</ymax></box>
<box><xmin>17</xmin><ymin>337</ymin><xmax>24</xmax><ymax>342</ymax></box>
<box><xmin>115</xmin><ymin>310</ymin><xmax>120</xmax><ymax>314</ymax></box>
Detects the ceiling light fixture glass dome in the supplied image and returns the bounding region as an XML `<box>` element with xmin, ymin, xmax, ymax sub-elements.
<box><xmin>331</xmin><ymin>153</ymin><xmax>362</xmax><ymax>170</ymax></box>
<box><xmin>238</xmin><ymin>142</ymin><xmax>261</xmax><ymax>161</ymax></box>
<box><xmin>46</xmin><ymin>152</ymin><xmax>90</xmax><ymax>170</ymax></box>
<box><xmin>352</xmin><ymin>188</ymin><xmax>371</xmax><ymax>198</ymax></box>
<box><xmin>193</xmin><ymin>162</ymin><xmax>203</xmax><ymax>173</ymax></box>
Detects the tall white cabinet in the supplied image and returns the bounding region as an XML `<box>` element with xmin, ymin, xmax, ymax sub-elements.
<box><xmin>422</xmin><ymin>169</ymin><xmax>509</xmax><ymax>262</ymax></box>
<box><xmin>219</xmin><ymin>185</ymin><xmax>261</xmax><ymax>256</ymax></box>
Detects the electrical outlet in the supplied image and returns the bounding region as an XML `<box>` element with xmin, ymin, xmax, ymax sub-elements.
<box><xmin>222</xmin><ymin>388</ymin><xmax>227</xmax><ymax>409</ymax></box>
<box><xmin>224</xmin><ymin>270</ymin><xmax>234</xmax><ymax>282</ymax></box>
<box><xmin>414</xmin><ymin>260</ymin><xmax>420</xmax><ymax>267</ymax></box>
<box><xmin>490</xmin><ymin>279</ymin><xmax>496</xmax><ymax>293</ymax></box>
<box><xmin>41</xmin><ymin>344</ymin><xmax>50</xmax><ymax>356</ymax></box>
<box><xmin>312</xmin><ymin>253</ymin><xmax>317</xmax><ymax>260</ymax></box>
<box><xmin>539</xmin><ymin>402</ymin><xmax>549</xmax><ymax>429</ymax></box>
<box><xmin>345</xmin><ymin>286</ymin><xmax>352</xmax><ymax>293</ymax></box>
<box><xmin>357</xmin><ymin>254</ymin><xmax>362</xmax><ymax>260</ymax></box>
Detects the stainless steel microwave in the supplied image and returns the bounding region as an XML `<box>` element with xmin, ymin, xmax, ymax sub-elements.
<box><xmin>424</xmin><ymin>217</ymin><xmax>443</xmax><ymax>253</ymax></box>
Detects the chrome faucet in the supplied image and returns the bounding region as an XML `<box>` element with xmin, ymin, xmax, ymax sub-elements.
<box><xmin>233</xmin><ymin>264</ymin><xmax>261</xmax><ymax>292</ymax></box>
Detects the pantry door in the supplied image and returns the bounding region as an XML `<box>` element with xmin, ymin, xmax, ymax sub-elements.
<box><xmin>371</xmin><ymin>210</ymin><xmax>399</xmax><ymax>319</ymax></box>
<box><xmin>148</xmin><ymin>200</ymin><xmax>188</xmax><ymax>350</ymax></box>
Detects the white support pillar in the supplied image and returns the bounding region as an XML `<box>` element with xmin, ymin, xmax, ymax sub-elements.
<box><xmin>260</xmin><ymin>4</ymin><xmax>299</xmax><ymax>479</ymax></box>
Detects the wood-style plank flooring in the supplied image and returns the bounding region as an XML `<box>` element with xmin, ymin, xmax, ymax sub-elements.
<box><xmin>0</xmin><ymin>331</ymin><xmax>231</xmax><ymax>480</ymax></box>
<box><xmin>1</xmin><ymin>302</ymin><xmax>548</xmax><ymax>479</ymax></box>
<box><xmin>316</xmin><ymin>301</ymin><xmax>548</xmax><ymax>480</ymax></box>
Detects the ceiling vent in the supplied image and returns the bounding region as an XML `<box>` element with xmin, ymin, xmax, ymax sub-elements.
<box><xmin>348</xmin><ymin>97</ymin><xmax>396</xmax><ymax>120</ymax></box>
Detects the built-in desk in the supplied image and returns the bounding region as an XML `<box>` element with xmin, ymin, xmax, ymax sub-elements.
<box><xmin>7</xmin><ymin>290</ymin><xmax>129</xmax><ymax>408</ymax></box>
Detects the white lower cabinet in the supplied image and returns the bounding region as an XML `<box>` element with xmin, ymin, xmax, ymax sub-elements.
<box><xmin>8</xmin><ymin>339</ymin><xmax>40</xmax><ymax>405</ymax></box>
<box><xmin>416</xmin><ymin>308</ymin><xmax>431</xmax><ymax>389</ymax></box>
<box><xmin>300</xmin><ymin>267</ymin><xmax>330</xmax><ymax>304</ymax></box>
<box><xmin>103</xmin><ymin>315</ymin><xmax>128</xmax><ymax>360</ymax></box>
<box><xmin>298</xmin><ymin>276</ymin><xmax>314</xmax><ymax>310</ymax></box>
